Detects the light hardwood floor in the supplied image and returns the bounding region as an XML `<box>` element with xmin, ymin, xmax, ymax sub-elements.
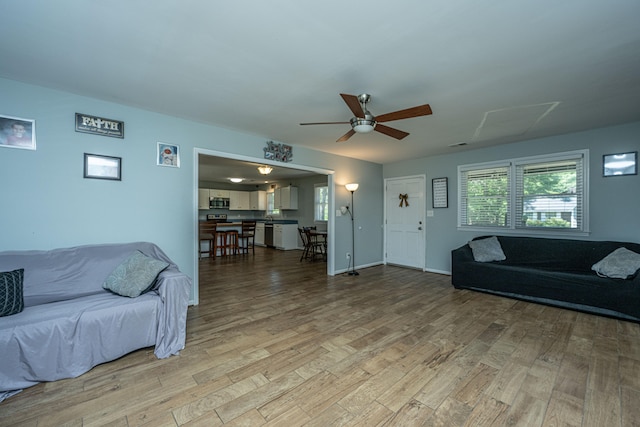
<box><xmin>2</xmin><ymin>247</ymin><xmax>639</xmax><ymax>426</ymax></box>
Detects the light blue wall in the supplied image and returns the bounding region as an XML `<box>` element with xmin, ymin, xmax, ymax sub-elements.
<box><xmin>0</xmin><ymin>78</ymin><xmax>384</xmax><ymax>288</ymax></box>
<box><xmin>384</xmin><ymin>122</ymin><xmax>640</xmax><ymax>273</ymax></box>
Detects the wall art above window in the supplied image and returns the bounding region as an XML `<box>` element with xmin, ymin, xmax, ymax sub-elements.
<box><xmin>0</xmin><ymin>114</ymin><xmax>36</xmax><ymax>150</ymax></box>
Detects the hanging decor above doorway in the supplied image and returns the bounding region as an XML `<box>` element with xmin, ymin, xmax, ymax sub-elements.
<box><xmin>263</xmin><ymin>140</ymin><xmax>292</xmax><ymax>163</ymax></box>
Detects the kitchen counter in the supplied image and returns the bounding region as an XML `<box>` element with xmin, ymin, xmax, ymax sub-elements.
<box><xmin>200</xmin><ymin>220</ymin><xmax>298</xmax><ymax>226</ymax></box>
<box><xmin>257</xmin><ymin>220</ymin><xmax>298</xmax><ymax>225</ymax></box>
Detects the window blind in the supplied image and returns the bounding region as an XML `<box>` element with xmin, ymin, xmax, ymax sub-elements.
<box><xmin>460</xmin><ymin>166</ymin><xmax>510</xmax><ymax>227</ymax></box>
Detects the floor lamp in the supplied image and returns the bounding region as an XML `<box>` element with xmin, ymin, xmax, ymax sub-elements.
<box><xmin>345</xmin><ymin>183</ymin><xmax>359</xmax><ymax>276</ymax></box>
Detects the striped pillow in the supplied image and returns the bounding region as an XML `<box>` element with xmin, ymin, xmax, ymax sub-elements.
<box><xmin>1</xmin><ymin>268</ymin><xmax>24</xmax><ymax>317</ymax></box>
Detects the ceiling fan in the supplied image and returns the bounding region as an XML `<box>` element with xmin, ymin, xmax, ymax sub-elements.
<box><xmin>300</xmin><ymin>93</ymin><xmax>432</xmax><ymax>142</ymax></box>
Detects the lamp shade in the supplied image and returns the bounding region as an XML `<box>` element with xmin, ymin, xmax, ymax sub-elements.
<box><xmin>257</xmin><ymin>165</ymin><xmax>273</xmax><ymax>175</ymax></box>
<box><xmin>345</xmin><ymin>183</ymin><xmax>359</xmax><ymax>192</ymax></box>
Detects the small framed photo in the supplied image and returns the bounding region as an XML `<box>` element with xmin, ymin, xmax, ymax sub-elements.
<box><xmin>603</xmin><ymin>151</ymin><xmax>637</xmax><ymax>177</ymax></box>
<box><xmin>0</xmin><ymin>114</ymin><xmax>36</xmax><ymax>150</ymax></box>
<box><xmin>157</xmin><ymin>142</ymin><xmax>180</xmax><ymax>167</ymax></box>
<box><xmin>84</xmin><ymin>153</ymin><xmax>122</xmax><ymax>181</ymax></box>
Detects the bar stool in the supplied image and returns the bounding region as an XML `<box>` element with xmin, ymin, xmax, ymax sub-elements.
<box><xmin>212</xmin><ymin>230</ymin><xmax>226</xmax><ymax>256</ymax></box>
<box><xmin>238</xmin><ymin>221</ymin><xmax>256</xmax><ymax>255</ymax></box>
<box><xmin>199</xmin><ymin>222</ymin><xmax>218</xmax><ymax>259</ymax></box>
<box><xmin>225</xmin><ymin>230</ymin><xmax>239</xmax><ymax>256</ymax></box>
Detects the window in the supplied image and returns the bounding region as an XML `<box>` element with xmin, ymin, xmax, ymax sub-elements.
<box><xmin>314</xmin><ymin>184</ymin><xmax>329</xmax><ymax>222</ymax></box>
<box><xmin>266</xmin><ymin>191</ymin><xmax>280</xmax><ymax>216</ymax></box>
<box><xmin>460</xmin><ymin>165</ymin><xmax>510</xmax><ymax>228</ymax></box>
<box><xmin>459</xmin><ymin>150</ymin><xmax>588</xmax><ymax>234</ymax></box>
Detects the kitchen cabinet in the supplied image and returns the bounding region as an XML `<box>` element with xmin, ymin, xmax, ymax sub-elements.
<box><xmin>210</xmin><ymin>189</ymin><xmax>230</xmax><ymax>198</ymax></box>
<box><xmin>250</xmin><ymin>190</ymin><xmax>267</xmax><ymax>211</ymax></box>
<box><xmin>255</xmin><ymin>222</ymin><xmax>265</xmax><ymax>246</ymax></box>
<box><xmin>229</xmin><ymin>190</ymin><xmax>250</xmax><ymax>210</ymax></box>
<box><xmin>274</xmin><ymin>223</ymin><xmax>298</xmax><ymax>250</ymax></box>
<box><xmin>198</xmin><ymin>188</ymin><xmax>211</xmax><ymax>210</ymax></box>
<box><xmin>274</xmin><ymin>186</ymin><xmax>298</xmax><ymax>210</ymax></box>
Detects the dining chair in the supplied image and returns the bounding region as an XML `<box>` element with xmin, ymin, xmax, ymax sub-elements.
<box><xmin>298</xmin><ymin>227</ymin><xmax>310</xmax><ymax>261</ymax></box>
<box><xmin>303</xmin><ymin>226</ymin><xmax>324</xmax><ymax>261</ymax></box>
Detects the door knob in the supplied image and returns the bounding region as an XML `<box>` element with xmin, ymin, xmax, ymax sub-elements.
<box><xmin>418</xmin><ymin>227</ymin><xmax>423</xmax><ymax>230</ymax></box>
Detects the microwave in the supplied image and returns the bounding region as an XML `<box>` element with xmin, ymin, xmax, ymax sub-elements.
<box><xmin>210</xmin><ymin>197</ymin><xmax>230</xmax><ymax>209</ymax></box>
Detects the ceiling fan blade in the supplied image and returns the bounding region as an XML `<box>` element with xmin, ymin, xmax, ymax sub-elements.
<box><xmin>300</xmin><ymin>121</ymin><xmax>350</xmax><ymax>125</ymax></box>
<box><xmin>375</xmin><ymin>123</ymin><xmax>409</xmax><ymax>140</ymax></box>
<box><xmin>375</xmin><ymin>104</ymin><xmax>432</xmax><ymax>123</ymax></box>
<box><xmin>340</xmin><ymin>93</ymin><xmax>365</xmax><ymax>118</ymax></box>
<box><xmin>336</xmin><ymin>129</ymin><xmax>356</xmax><ymax>142</ymax></box>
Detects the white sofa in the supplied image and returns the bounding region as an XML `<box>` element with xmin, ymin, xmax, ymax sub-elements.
<box><xmin>0</xmin><ymin>242</ymin><xmax>191</xmax><ymax>401</ymax></box>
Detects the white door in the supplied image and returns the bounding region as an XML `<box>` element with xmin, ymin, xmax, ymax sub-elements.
<box><xmin>385</xmin><ymin>176</ymin><xmax>426</xmax><ymax>269</ymax></box>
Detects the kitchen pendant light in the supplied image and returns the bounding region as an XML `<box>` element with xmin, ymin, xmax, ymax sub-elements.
<box><xmin>258</xmin><ymin>165</ymin><xmax>273</xmax><ymax>175</ymax></box>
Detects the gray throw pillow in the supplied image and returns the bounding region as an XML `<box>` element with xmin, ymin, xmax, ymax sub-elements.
<box><xmin>592</xmin><ymin>247</ymin><xmax>640</xmax><ymax>279</ymax></box>
<box><xmin>102</xmin><ymin>251</ymin><xmax>169</xmax><ymax>297</ymax></box>
<box><xmin>468</xmin><ymin>236</ymin><xmax>506</xmax><ymax>262</ymax></box>
<box><xmin>1</xmin><ymin>268</ymin><xmax>24</xmax><ymax>317</ymax></box>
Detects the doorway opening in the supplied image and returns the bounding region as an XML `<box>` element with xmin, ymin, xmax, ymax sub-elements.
<box><xmin>192</xmin><ymin>147</ymin><xmax>335</xmax><ymax>305</ymax></box>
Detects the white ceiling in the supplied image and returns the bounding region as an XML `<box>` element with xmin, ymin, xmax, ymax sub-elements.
<box><xmin>1</xmin><ymin>1</ymin><xmax>639</xmax><ymax>165</ymax></box>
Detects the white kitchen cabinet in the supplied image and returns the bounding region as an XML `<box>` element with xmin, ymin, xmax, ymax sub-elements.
<box><xmin>198</xmin><ymin>188</ymin><xmax>211</xmax><ymax>210</ymax></box>
<box><xmin>210</xmin><ymin>189</ymin><xmax>230</xmax><ymax>198</ymax></box>
<box><xmin>254</xmin><ymin>222</ymin><xmax>265</xmax><ymax>246</ymax></box>
<box><xmin>229</xmin><ymin>190</ymin><xmax>250</xmax><ymax>210</ymax></box>
<box><xmin>250</xmin><ymin>190</ymin><xmax>267</xmax><ymax>211</ymax></box>
<box><xmin>274</xmin><ymin>186</ymin><xmax>298</xmax><ymax>210</ymax></box>
<box><xmin>274</xmin><ymin>223</ymin><xmax>298</xmax><ymax>250</ymax></box>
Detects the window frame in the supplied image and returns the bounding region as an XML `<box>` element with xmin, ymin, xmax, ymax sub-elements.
<box><xmin>458</xmin><ymin>149</ymin><xmax>589</xmax><ymax>236</ymax></box>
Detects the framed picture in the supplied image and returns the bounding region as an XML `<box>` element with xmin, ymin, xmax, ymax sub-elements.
<box><xmin>432</xmin><ymin>177</ymin><xmax>448</xmax><ymax>208</ymax></box>
<box><xmin>157</xmin><ymin>142</ymin><xmax>180</xmax><ymax>167</ymax></box>
<box><xmin>84</xmin><ymin>153</ymin><xmax>121</xmax><ymax>181</ymax></box>
<box><xmin>75</xmin><ymin>113</ymin><xmax>124</xmax><ymax>139</ymax></box>
<box><xmin>0</xmin><ymin>114</ymin><xmax>36</xmax><ymax>150</ymax></box>
<box><xmin>603</xmin><ymin>151</ymin><xmax>637</xmax><ymax>177</ymax></box>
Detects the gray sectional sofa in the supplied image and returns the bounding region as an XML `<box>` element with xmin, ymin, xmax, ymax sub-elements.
<box><xmin>0</xmin><ymin>242</ymin><xmax>191</xmax><ymax>401</ymax></box>
<box><xmin>451</xmin><ymin>235</ymin><xmax>640</xmax><ymax>323</ymax></box>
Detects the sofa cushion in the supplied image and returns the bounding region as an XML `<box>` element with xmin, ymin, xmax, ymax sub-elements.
<box><xmin>592</xmin><ymin>247</ymin><xmax>640</xmax><ymax>279</ymax></box>
<box><xmin>103</xmin><ymin>251</ymin><xmax>169</xmax><ymax>297</ymax></box>
<box><xmin>468</xmin><ymin>236</ymin><xmax>506</xmax><ymax>262</ymax></box>
<box><xmin>0</xmin><ymin>268</ymin><xmax>24</xmax><ymax>317</ymax></box>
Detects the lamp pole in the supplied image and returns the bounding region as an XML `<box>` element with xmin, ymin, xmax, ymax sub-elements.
<box><xmin>345</xmin><ymin>183</ymin><xmax>359</xmax><ymax>276</ymax></box>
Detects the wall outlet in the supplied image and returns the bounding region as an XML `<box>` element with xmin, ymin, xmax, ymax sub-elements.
<box><xmin>346</xmin><ymin>252</ymin><xmax>351</xmax><ymax>260</ymax></box>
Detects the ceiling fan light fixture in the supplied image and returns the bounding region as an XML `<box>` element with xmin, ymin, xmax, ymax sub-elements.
<box><xmin>350</xmin><ymin>117</ymin><xmax>376</xmax><ymax>133</ymax></box>
<box><xmin>257</xmin><ymin>165</ymin><xmax>273</xmax><ymax>175</ymax></box>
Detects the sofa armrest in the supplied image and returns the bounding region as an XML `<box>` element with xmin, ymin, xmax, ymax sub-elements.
<box><xmin>451</xmin><ymin>244</ymin><xmax>475</xmax><ymax>288</ymax></box>
<box><xmin>152</xmin><ymin>268</ymin><xmax>191</xmax><ymax>358</ymax></box>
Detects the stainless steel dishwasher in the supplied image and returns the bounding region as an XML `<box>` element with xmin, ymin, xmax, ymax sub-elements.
<box><xmin>264</xmin><ymin>223</ymin><xmax>274</xmax><ymax>247</ymax></box>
